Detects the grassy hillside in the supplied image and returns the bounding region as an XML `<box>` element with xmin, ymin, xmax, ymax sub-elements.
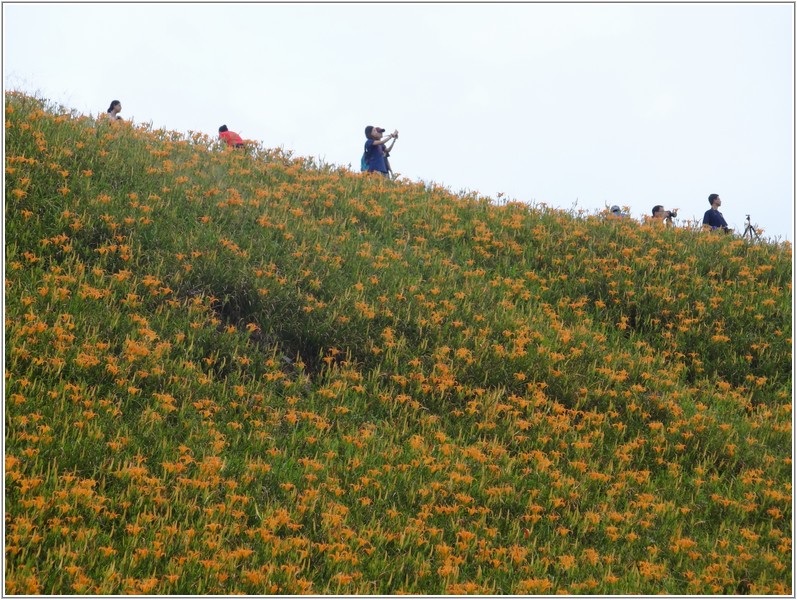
<box><xmin>4</xmin><ymin>91</ymin><xmax>792</xmax><ymax>595</ymax></box>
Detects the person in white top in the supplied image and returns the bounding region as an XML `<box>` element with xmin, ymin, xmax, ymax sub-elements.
<box><xmin>107</xmin><ymin>100</ymin><xmax>122</xmax><ymax>121</ymax></box>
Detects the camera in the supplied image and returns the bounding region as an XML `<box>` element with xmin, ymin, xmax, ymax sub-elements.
<box><xmin>668</xmin><ymin>210</ymin><xmax>677</xmax><ymax>218</ymax></box>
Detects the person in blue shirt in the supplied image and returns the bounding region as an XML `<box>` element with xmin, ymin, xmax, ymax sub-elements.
<box><xmin>702</xmin><ymin>194</ymin><xmax>731</xmax><ymax>233</ymax></box>
<box><xmin>364</xmin><ymin>126</ymin><xmax>398</xmax><ymax>176</ymax></box>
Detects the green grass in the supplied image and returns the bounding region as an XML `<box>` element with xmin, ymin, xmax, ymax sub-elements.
<box><xmin>4</xmin><ymin>91</ymin><xmax>792</xmax><ymax>594</ymax></box>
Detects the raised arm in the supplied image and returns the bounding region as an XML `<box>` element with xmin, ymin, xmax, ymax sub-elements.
<box><xmin>373</xmin><ymin>130</ymin><xmax>398</xmax><ymax>147</ymax></box>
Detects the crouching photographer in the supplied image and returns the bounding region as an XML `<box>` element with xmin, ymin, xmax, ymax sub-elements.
<box><xmin>652</xmin><ymin>205</ymin><xmax>677</xmax><ymax>225</ymax></box>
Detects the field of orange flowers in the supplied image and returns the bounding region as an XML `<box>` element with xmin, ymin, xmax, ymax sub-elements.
<box><xmin>4</xmin><ymin>91</ymin><xmax>792</xmax><ymax>594</ymax></box>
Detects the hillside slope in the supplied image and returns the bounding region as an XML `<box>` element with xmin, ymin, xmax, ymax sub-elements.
<box><xmin>5</xmin><ymin>92</ymin><xmax>792</xmax><ymax>594</ymax></box>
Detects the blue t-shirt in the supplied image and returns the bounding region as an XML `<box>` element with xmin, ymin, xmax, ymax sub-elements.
<box><xmin>365</xmin><ymin>139</ymin><xmax>388</xmax><ymax>173</ymax></box>
<box><xmin>702</xmin><ymin>208</ymin><xmax>728</xmax><ymax>230</ymax></box>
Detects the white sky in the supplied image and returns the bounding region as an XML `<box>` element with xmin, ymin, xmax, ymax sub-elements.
<box><xmin>3</xmin><ymin>2</ymin><xmax>794</xmax><ymax>241</ymax></box>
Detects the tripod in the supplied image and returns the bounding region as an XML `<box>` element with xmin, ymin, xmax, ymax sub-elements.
<box><xmin>742</xmin><ymin>214</ymin><xmax>761</xmax><ymax>241</ymax></box>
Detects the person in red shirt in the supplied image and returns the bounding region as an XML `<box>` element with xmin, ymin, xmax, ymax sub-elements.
<box><xmin>219</xmin><ymin>125</ymin><xmax>244</xmax><ymax>148</ymax></box>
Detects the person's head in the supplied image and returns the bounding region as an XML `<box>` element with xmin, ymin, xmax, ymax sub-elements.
<box><xmin>610</xmin><ymin>205</ymin><xmax>621</xmax><ymax>215</ymax></box>
<box><xmin>219</xmin><ymin>125</ymin><xmax>229</xmax><ymax>133</ymax></box>
<box><xmin>708</xmin><ymin>193</ymin><xmax>721</xmax><ymax>208</ymax></box>
<box><xmin>365</xmin><ymin>126</ymin><xmax>385</xmax><ymax>139</ymax></box>
<box><xmin>652</xmin><ymin>205</ymin><xmax>666</xmax><ymax>218</ymax></box>
<box><xmin>107</xmin><ymin>100</ymin><xmax>121</xmax><ymax>114</ymax></box>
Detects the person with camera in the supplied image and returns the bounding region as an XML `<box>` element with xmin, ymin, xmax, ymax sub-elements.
<box><xmin>364</xmin><ymin>125</ymin><xmax>398</xmax><ymax>176</ymax></box>
<box><xmin>702</xmin><ymin>194</ymin><xmax>731</xmax><ymax>233</ymax></box>
<box><xmin>652</xmin><ymin>205</ymin><xmax>677</xmax><ymax>225</ymax></box>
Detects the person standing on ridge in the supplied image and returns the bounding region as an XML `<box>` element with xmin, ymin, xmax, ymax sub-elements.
<box><xmin>363</xmin><ymin>125</ymin><xmax>398</xmax><ymax>176</ymax></box>
<box><xmin>107</xmin><ymin>100</ymin><xmax>122</xmax><ymax>121</ymax></box>
<box><xmin>219</xmin><ymin>125</ymin><xmax>245</xmax><ymax>149</ymax></box>
<box><xmin>702</xmin><ymin>194</ymin><xmax>730</xmax><ymax>233</ymax></box>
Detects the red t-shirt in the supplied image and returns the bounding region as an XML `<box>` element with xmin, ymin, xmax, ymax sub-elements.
<box><xmin>220</xmin><ymin>130</ymin><xmax>244</xmax><ymax>146</ymax></box>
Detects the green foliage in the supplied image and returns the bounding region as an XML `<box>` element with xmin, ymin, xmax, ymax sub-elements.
<box><xmin>5</xmin><ymin>91</ymin><xmax>792</xmax><ymax>594</ymax></box>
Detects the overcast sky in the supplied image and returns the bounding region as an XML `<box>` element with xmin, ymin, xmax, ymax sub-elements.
<box><xmin>4</xmin><ymin>2</ymin><xmax>794</xmax><ymax>241</ymax></box>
